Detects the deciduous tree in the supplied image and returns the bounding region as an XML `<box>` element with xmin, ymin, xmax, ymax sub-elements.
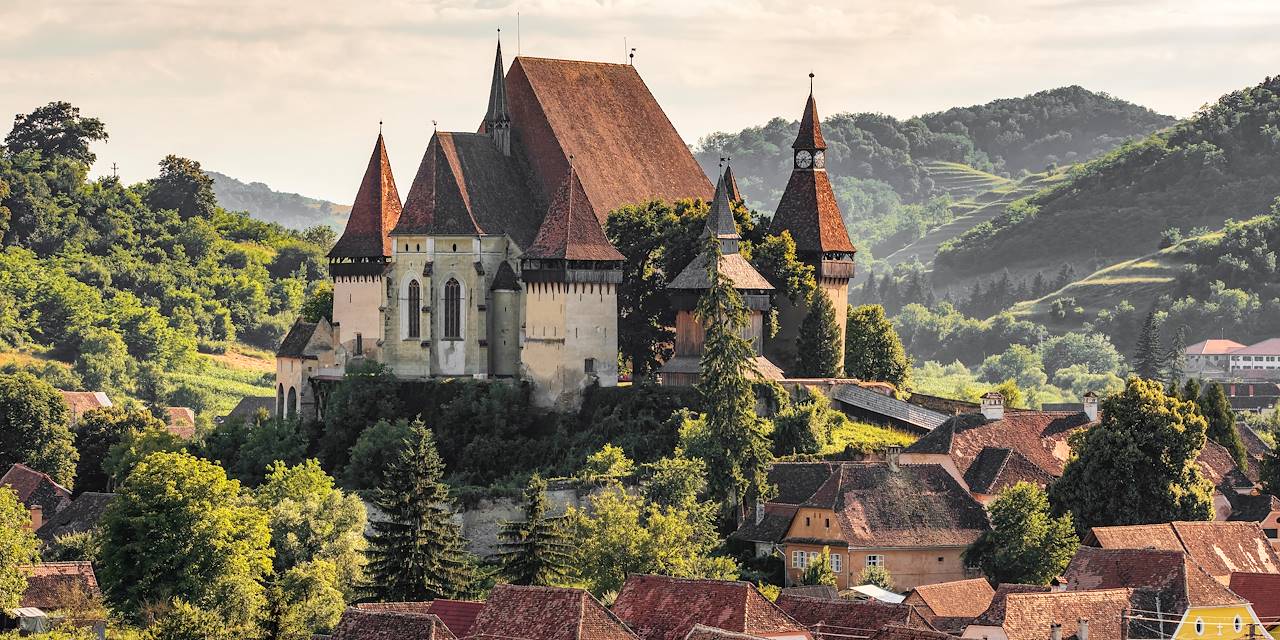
<box><xmin>144</xmin><ymin>155</ymin><xmax>217</xmax><ymax>219</ymax></box>
<box><xmin>73</xmin><ymin>406</ymin><xmax>166</xmax><ymax>493</ymax></box>
<box><xmin>965</xmin><ymin>482</ymin><xmax>1078</xmax><ymax>585</ymax></box>
<box><xmin>801</xmin><ymin>547</ymin><xmax>838</xmax><ymax>587</ymax></box>
<box><xmin>844</xmin><ymin>304</ymin><xmax>910</xmax><ymax>388</ymax></box>
<box><xmin>4</xmin><ymin>101</ymin><xmax>108</xmax><ymax>164</ymax></box>
<box><xmin>0</xmin><ymin>487</ymin><xmax>39</xmax><ymax>609</ymax></box>
<box><xmin>256</xmin><ymin>460</ymin><xmax>366</xmax><ymax>597</ymax></box>
<box><xmin>0</xmin><ymin>372</ymin><xmax>76</xmax><ymax>488</ymax></box>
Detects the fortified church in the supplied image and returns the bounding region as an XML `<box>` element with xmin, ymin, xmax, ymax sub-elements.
<box><xmin>275</xmin><ymin>38</ymin><xmax>855</xmax><ymax>418</ymax></box>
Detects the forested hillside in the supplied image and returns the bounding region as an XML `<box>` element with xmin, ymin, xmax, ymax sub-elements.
<box><xmin>0</xmin><ymin>102</ymin><xmax>332</xmax><ymax>412</ymax></box>
<box><xmin>209</xmin><ymin>170</ymin><xmax>350</xmax><ymax>230</ymax></box>
<box><xmin>694</xmin><ymin>86</ymin><xmax>1172</xmax><ymax>260</ymax></box>
<box><xmin>936</xmin><ymin>76</ymin><xmax>1280</xmax><ymax>280</ymax></box>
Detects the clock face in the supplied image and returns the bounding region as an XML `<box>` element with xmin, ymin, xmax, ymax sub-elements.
<box><xmin>796</xmin><ymin>150</ymin><xmax>813</xmax><ymax>169</ymax></box>
<box><xmin>813</xmin><ymin>150</ymin><xmax>826</xmax><ymax>169</ymax></box>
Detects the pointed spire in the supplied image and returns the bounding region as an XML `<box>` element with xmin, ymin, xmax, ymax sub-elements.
<box><xmin>329</xmin><ymin>131</ymin><xmax>403</xmax><ymax>259</ymax></box>
<box><xmin>703</xmin><ymin>164</ymin><xmax>740</xmax><ymax>254</ymax></box>
<box><xmin>524</xmin><ymin>165</ymin><xmax>623</xmax><ymax>261</ymax></box>
<box><xmin>793</xmin><ymin>73</ymin><xmax>827</xmax><ymax>151</ymax></box>
<box><xmin>722</xmin><ymin>164</ymin><xmax>743</xmax><ymax>204</ymax></box>
<box><xmin>486</xmin><ymin>31</ymin><xmax>510</xmax><ymax>126</ymax></box>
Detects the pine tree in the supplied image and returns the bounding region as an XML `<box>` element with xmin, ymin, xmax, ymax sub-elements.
<box><xmin>1183</xmin><ymin>378</ymin><xmax>1202</xmax><ymax>406</ymax></box>
<box><xmin>1199</xmin><ymin>382</ymin><xmax>1248</xmax><ymax>471</ymax></box>
<box><xmin>696</xmin><ymin>237</ymin><xmax>774</xmax><ymax>516</ymax></box>
<box><xmin>1164</xmin><ymin>326</ymin><xmax>1188</xmax><ymax>384</ymax></box>
<box><xmin>1133</xmin><ymin>308</ymin><xmax>1163</xmax><ymax>380</ymax></box>
<box><xmin>497</xmin><ymin>475</ymin><xmax>573</xmax><ymax>586</ymax></box>
<box><xmin>365</xmin><ymin>421</ymin><xmax>475</xmax><ymax>601</ymax></box>
<box><xmin>794</xmin><ymin>291</ymin><xmax>842</xmax><ymax>377</ymax></box>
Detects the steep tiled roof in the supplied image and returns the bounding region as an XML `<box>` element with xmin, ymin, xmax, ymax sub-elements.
<box><xmin>1001</xmin><ymin>589</ymin><xmax>1132</xmax><ymax>640</ymax></box>
<box><xmin>164</xmin><ymin>407</ymin><xmax>196</xmax><ymax>439</ymax></box>
<box><xmin>730</xmin><ymin>507</ymin><xmax>798</xmax><ymax>544</ymax></box>
<box><xmin>1225</xmin><ymin>492</ymin><xmax>1280</xmax><ymax>523</ymax></box>
<box><xmin>907</xmin><ymin>578</ymin><xmax>995</xmax><ymax>619</ymax></box>
<box><xmin>1197</xmin><ymin>439</ymin><xmax>1257</xmax><ymax>486</ymax></box>
<box><xmin>723</xmin><ymin>165</ymin><xmax>743</xmax><ymax>204</ymax></box>
<box><xmin>869</xmin><ymin>626</ymin><xmax>953</xmax><ymax>640</ymax></box>
<box><xmin>1062</xmin><ymin>547</ymin><xmax>1242</xmax><ymax>610</ymax></box>
<box><xmin>962</xmin><ymin>447</ymin><xmax>1055</xmax><ymax>495</ymax></box>
<box><xmin>764</xmin><ymin>463</ymin><xmax>838</xmax><ymax>505</ymax></box>
<box><xmin>505</xmin><ymin>57</ymin><xmax>713</xmax><ymax>224</ymax></box>
<box><xmin>277</xmin><ymin>320</ymin><xmax>320</xmax><ymax>359</ymax></box>
<box><xmin>1185</xmin><ymin>339</ymin><xmax>1246</xmax><ymax>355</ymax></box>
<box><xmin>682</xmin><ymin>625</ymin><xmax>767</xmax><ymax>640</ymax></box>
<box><xmin>904</xmin><ymin>410</ymin><xmax>1094</xmax><ymax>485</ymax></box>
<box><xmin>356</xmin><ymin>601</ymin><xmax>484</xmax><ymax>638</ymax></box>
<box><xmin>612</xmin><ymin>575</ymin><xmax>805</xmax><ymax>640</ymax></box>
<box><xmin>776</xmin><ymin>594</ymin><xmax>925</xmax><ymax>638</ymax></box>
<box><xmin>703</xmin><ymin>169</ymin><xmax>741</xmax><ymax>254</ymax></box>
<box><xmin>468</xmin><ymin>584</ymin><xmax>636</xmax><ymax>640</ymax></box>
<box><xmin>667</xmin><ymin>252</ymin><xmax>774</xmax><ymax>291</ymax></box>
<box><xmin>59</xmin><ymin>391</ymin><xmax>111</xmax><ymax>420</ymax></box>
<box><xmin>1087</xmin><ymin>521</ymin><xmax>1280</xmax><ymax>583</ymax></box>
<box><xmin>224</xmin><ymin>396</ymin><xmax>274</xmax><ymax>420</ymax></box>
<box><xmin>19</xmin><ymin>562</ymin><xmax>99</xmax><ymax>610</ymax></box>
<box><xmin>1228</xmin><ymin>572</ymin><xmax>1280</xmax><ymax>620</ymax></box>
<box><xmin>489</xmin><ymin>261</ymin><xmax>522</xmax><ymax>291</ymax></box>
<box><xmin>971</xmin><ymin>584</ymin><xmax>1052</xmax><ymax>627</ymax></box>
<box><xmin>1232</xmin><ymin>338</ymin><xmax>1280</xmax><ymax>355</ymax></box>
<box><xmin>524</xmin><ymin>167</ymin><xmax>624</xmax><ymax>261</ymax></box>
<box><xmin>1</xmin><ymin>463</ymin><xmax>71</xmax><ymax>515</ymax></box>
<box><xmin>396</xmin><ymin>132</ymin><xmax>543</xmax><ymax>250</ymax></box>
<box><xmin>770</xmin><ymin>169</ymin><xmax>855</xmax><ymax>256</ymax></box>
<box><xmin>793</xmin><ymin>90</ymin><xmax>827</xmax><ymax>151</ymax></box>
<box><xmin>795</xmin><ymin>463</ymin><xmax>989</xmax><ymax>548</ymax></box>
<box><xmin>485</xmin><ymin>38</ymin><xmax>510</xmax><ymax>125</ymax></box>
<box><xmin>36</xmin><ymin>492</ymin><xmax>115</xmax><ymax>543</ymax></box>
<box><xmin>332</xmin><ymin>607</ymin><xmax>456</xmax><ymax>640</ymax></box>
<box><xmin>330</xmin><ymin>133</ymin><xmax>403</xmax><ymax>259</ymax></box>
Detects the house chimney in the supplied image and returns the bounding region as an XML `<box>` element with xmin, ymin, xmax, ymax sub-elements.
<box><xmin>1050</xmin><ymin>623</ymin><xmax>1062</xmax><ymax>640</ymax></box>
<box><xmin>981</xmin><ymin>392</ymin><xmax>1004</xmax><ymax>421</ymax></box>
<box><xmin>29</xmin><ymin>505</ymin><xmax>42</xmax><ymax>531</ymax></box>
<box><xmin>755</xmin><ymin>499</ymin><xmax>765</xmax><ymax>525</ymax></box>
<box><xmin>1082</xmin><ymin>392</ymin><xmax>1098</xmax><ymax>421</ymax></box>
<box><xmin>886</xmin><ymin>445</ymin><xmax>901</xmax><ymax>472</ymax></box>
<box><xmin>1077</xmin><ymin>618</ymin><xmax>1089</xmax><ymax>640</ymax></box>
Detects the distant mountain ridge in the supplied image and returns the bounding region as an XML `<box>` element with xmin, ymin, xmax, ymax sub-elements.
<box><xmin>208</xmin><ymin>171</ymin><xmax>350</xmax><ymax>230</ymax></box>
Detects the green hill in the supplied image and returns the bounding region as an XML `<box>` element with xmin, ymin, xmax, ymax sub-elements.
<box><xmin>921</xmin><ymin>161</ymin><xmax>1010</xmax><ymax>199</ymax></box>
<box><xmin>935</xmin><ymin>76</ymin><xmax>1280</xmax><ymax>282</ymax></box>
<box><xmin>208</xmin><ymin>171</ymin><xmax>350</xmax><ymax>231</ymax></box>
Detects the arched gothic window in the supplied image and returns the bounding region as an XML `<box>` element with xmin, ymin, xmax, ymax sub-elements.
<box><xmin>276</xmin><ymin>384</ymin><xmax>284</xmax><ymax>419</ymax></box>
<box><xmin>444</xmin><ymin>278</ymin><xmax>462</xmax><ymax>339</ymax></box>
<box><xmin>407</xmin><ymin>280</ymin><xmax>421</xmax><ymax>338</ymax></box>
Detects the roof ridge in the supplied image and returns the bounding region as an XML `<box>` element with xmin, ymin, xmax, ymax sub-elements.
<box><xmin>515</xmin><ymin>55</ymin><xmax>636</xmax><ymax>69</ymax></box>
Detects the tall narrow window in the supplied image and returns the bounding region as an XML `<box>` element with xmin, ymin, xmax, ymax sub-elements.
<box><xmin>354</xmin><ymin>333</ymin><xmax>363</xmax><ymax>356</ymax></box>
<box><xmin>408</xmin><ymin>280</ymin><xmax>421</xmax><ymax>338</ymax></box>
<box><xmin>444</xmin><ymin>278</ymin><xmax>462</xmax><ymax>338</ymax></box>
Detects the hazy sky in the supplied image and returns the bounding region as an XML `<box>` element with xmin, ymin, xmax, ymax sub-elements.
<box><xmin>2</xmin><ymin>0</ymin><xmax>1277</xmax><ymax>204</ymax></box>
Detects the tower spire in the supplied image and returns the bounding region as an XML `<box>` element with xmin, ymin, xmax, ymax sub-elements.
<box><xmin>486</xmin><ymin>29</ymin><xmax>512</xmax><ymax>156</ymax></box>
<box><xmin>703</xmin><ymin>162</ymin><xmax>740</xmax><ymax>254</ymax></box>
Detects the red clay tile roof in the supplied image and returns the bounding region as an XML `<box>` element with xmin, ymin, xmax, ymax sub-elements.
<box><xmin>330</xmin><ymin>133</ymin><xmax>403</xmax><ymax>259</ymax></box>
<box><xmin>164</xmin><ymin>407</ymin><xmax>196</xmax><ymax>439</ymax></box>
<box><xmin>396</xmin><ymin>132</ymin><xmax>543</xmax><ymax>250</ymax></box>
<box><xmin>19</xmin><ymin>562</ymin><xmax>100</xmax><ymax>610</ymax></box>
<box><xmin>723</xmin><ymin>166</ymin><xmax>743</xmax><ymax>204</ymax></box>
<box><xmin>1228</xmin><ymin>572</ymin><xmax>1280</xmax><ymax>620</ymax></box>
<box><xmin>1</xmin><ymin>463</ymin><xmax>71</xmax><ymax>515</ymax></box>
<box><xmin>333</xmin><ymin>607</ymin><xmax>456</xmax><ymax>640</ymax></box>
<box><xmin>1185</xmin><ymin>339</ymin><xmax>1246</xmax><ymax>355</ymax></box>
<box><xmin>793</xmin><ymin>91</ymin><xmax>826</xmax><ymax>151</ymax></box>
<box><xmin>505</xmin><ymin>57</ymin><xmax>713</xmax><ymax>225</ymax></box>
<box><xmin>36</xmin><ymin>492</ymin><xmax>115</xmax><ymax>543</ymax></box>
<box><xmin>906</xmin><ymin>578</ymin><xmax>995</xmax><ymax>619</ymax></box>
<box><xmin>1225</xmin><ymin>492</ymin><xmax>1280</xmax><ymax>523</ymax></box>
<box><xmin>356</xmin><ymin>601</ymin><xmax>484</xmax><ymax>638</ymax></box>
<box><xmin>1000</xmin><ymin>589</ymin><xmax>1133</xmax><ymax>640</ymax></box>
<box><xmin>795</xmin><ymin>463</ymin><xmax>989</xmax><ymax>548</ymax></box>
<box><xmin>770</xmin><ymin>169</ymin><xmax>855</xmax><ymax>256</ymax></box>
<box><xmin>1062</xmin><ymin>547</ymin><xmax>1242</xmax><ymax>611</ymax></box>
<box><xmin>962</xmin><ymin>447</ymin><xmax>1055</xmax><ymax>495</ymax></box>
<box><xmin>868</xmin><ymin>625</ymin><xmax>953</xmax><ymax>640</ymax></box>
<box><xmin>776</xmin><ymin>594</ymin><xmax>925</xmax><ymax>638</ymax></box>
<box><xmin>59</xmin><ymin>391</ymin><xmax>111</xmax><ymax>420</ymax></box>
<box><xmin>1232</xmin><ymin>339</ymin><xmax>1280</xmax><ymax>356</ymax></box>
<box><xmin>971</xmin><ymin>584</ymin><xmax>1053</xmax><ymax>627</ymax></box>
<box><xmin>1197</xmin><ymin>440</ymin><xmax>1257</xmax><ymax>486</ymax></box>
<box><xmin>612</xmin><ymin>575</ymin><xmax>806</xmax><ymax>640</ymax></box>
<box><xmin>1087</xmin><ymin>521</ymin><xmax>1280</xmax><ymax>583</ymax></box>
<box><xmin>467</xmin><ymin>584</ymin><xmax>636</xmax><ymax>640</ymax></box>
<box><xmin>682</xmin><ymin>625</ymin><xmax>767</xmax><ymax>640</ymax></box>
<box><xmin>524</xmin><ymin>167</ymin><xmax>624</xmax><ymax>261</ymax></box>
<box><xmin>905</xmin><ymin>411</ymin><xmax>1094</xmax><ymax>486</ymax></box>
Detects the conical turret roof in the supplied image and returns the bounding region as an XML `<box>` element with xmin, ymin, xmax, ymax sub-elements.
<box><xmin>523</xmin><ymin>167</ymin><xmax>624</xmax><ymax>261</ymax></box>
<box><xmin>703</xmin><ymin>166</ymin><xmax>740</xmax><ymax>254</ymax></box>
<box><xmin>329</xmin><ymin>132</ymin><xmax>403</xmax><ymax>259</ymax></box>
<box><xmin>485</xmin><ymin>36</ymin><xmax>510</xmax><ymax>126</ymax></box>
<box><xmin>793</xmin><ymin>85</ymin><xmax>827</xmax><ymax>151</ymax></box>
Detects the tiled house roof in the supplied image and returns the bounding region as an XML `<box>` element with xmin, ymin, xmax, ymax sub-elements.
<box><xmin>36</xmin><ymin>492</ymin><xmax>115</xmax><ymax>543</ymax></box>
<box><xmin>904</xmin><ymin>411</ymin><xmax>1094</xmax><ymax>486</ymax></box>
<box><xmin>1224</xmin><ymin>492</ymin><xmax>1280</xmax><ymax>523</ymax></box>
<box><xmin>612</xmin><ymin>575</ymin><xmax>806</xmax><ymax>640</ymax></box>
<box><xmin>164</xmin><ymin>407</ymin><xmax>196</xmax><ymax>439</ymax></box>
<box><xmin>1000</xmin><ymin>589</ymin><xmax>1133</xmax><ymax>640</ymax></box>
<box><xmin>523</xmin><ymin>167</ymin><xmax>623</xmax><ymax>261</ymax></box>
<box><xmin>868</xmin><ymin>626</ymin><xmax>953</xmax><ymax>640</ymax></box>
<box><xmin>1</xmin><ymin>463</ymin><xmax>71</xmax><ymax>516</ymax></box>
<box><xmin>19</xmin><ymin>562</ymin><xmax>100</xmax><ymax>610</ymax></box>
<box><xmin>1062</xmin><ymin>547</ymin><xmax>1242</xmax><ymax>611</ymax></box>
<box><xmin>1227</xmin><ymin>572</ymin><xmax>1280</xmax><ymax>620</ymax></box>
<box><xmin>667</xmin><ymin>252</ymin><xmax>774</xmax><ymax>291</ymax></box>
<box><xmin>504</xmin><ymin>57</ymin><xmax>713</xmax><ymax>225</ymax></box>
<box><xmin>970</xmin><ymin>584</ymin><xmax>1052</xmax><ymax>627</ymax></box>
<box><xmin>356</xmin><ymin>601</ymin><xmax>484</xmax><ymax>638</ymax></box>
<box><xmin>467</xmin><ymin>584</ymin><xmax>637</xmax><ymax>640</ymax></box>
<box><xmin>775</xmin><ymin>594</ymin><xmax>928</xmax><ymax>639</ymax></box>
<box><xmin>682</xmin><ymin>625</ymin><xmax>768</xmax><ymax>640</ymax></box>
<box><xmin>59</xmin><ymin>391</ymin><xmax>111</xmax><ymax>421</ymax></box>
<box><xmin>223</xmin><ymin>396</ymin><xmax>274</xmax><ymax>421</ymax></box>
<box><xmin>332</xmin><ymin>607</ymin><xmax>456</xmax><ymax>640</ymax></box>
<box><xmin>277</xmin><ymin>320</ymin><xmax>321</xmax><ymax>359</ymax></box>
<box><xmin>1086</xmin><ymin>521</ymin><xmax>1280</xmax><ymax>583</ymax></box>
<box><xmin>904</xmin><ymin>578</ymin><xmax>995</xmax><ymax>632</ymax></box>
<box><xmin>330</xmin><ymin>133</ymin><xmax>403</xmax><ymax>259</ymax></box>
<box><xmin>960</xmin><ymin>447</ymin><xmax>1054</xmax><ymax>495</ymax></box>
<box><xmin>733</xmin><ymin>462</ymin><xmax>834</xmax><ymax>543</ymax></box>
<box><xmin>1185</xmin><ymin>339</ymin><xmax>1246</xmax><ymax>355</ymax></box>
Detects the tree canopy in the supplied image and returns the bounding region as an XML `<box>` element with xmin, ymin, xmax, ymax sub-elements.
<box><xmin>0</xmin><ymin>487</ymin><xmax>39</xmax><ymax>609</ymax></box>
<box><xmin>966</xmin><ymin>482</ymin><xmax>1078</xmax><ymax>585</ymax></box>
<box><xmin>4</xmin><ymin>101</ymin><xmax>108</xmax><ymax>164</ymax></box>
<box><xmin>0</xmin><ymin>371</ymin><xmax>76</xmax><ymax>488</ymax></box>
<box><xmin>844</xmin><ymin>304</ymin><xmax>911</xmax><ymax>388</ymax></box>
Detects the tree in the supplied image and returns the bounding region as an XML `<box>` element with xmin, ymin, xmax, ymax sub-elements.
<box><xmin>772</xmin><ymin>388</ymin><xmax>847</xmax><ymax>456</ymax></box>
<box><xmin>5</xmin><ymin>101</ymin><xmax>108</xmax><ymax>164</ymax></box>
<box><xmin>262</xmin><ymin>560</ymin><xmax>347</xmax><ymax>640</ymax></box>
<box><xmin>979</xmin><ymin>344</ymin><xmax>1048</xmax><ymax>389</ymax></box>
<box><xmin>144</xmin><ymin>600</ymin><xmax>234</xmax><ymax>640</ymax></box>
<box><xmin>104</xmin><ymin>424</ymin><xmax>187</xmax><ymax>488</ymax></box>
<box><xmin>1132</xmin><ymin>307</ymin><xmax>1163</xmax><ymax>380</ymax></box>
<box><xmin>1164</xmin><ymin>327</ymin><xmax>1188</xmax><ymax>383</ymax></box>
<box><xmin>1199</xmin><ymin>382</ymin><xmax>1248</xmax><ymax>471</ymax></box>
<box><xmin>606</xmin><ymin>201</ymin><xmax>679</xmax><ymax>378</ymax></box>
<box><xmin>844</xmin><ymin>304</ymin><xmax>910</xmax><ymax>388</ymax></box>
<box><xmin>99</xmin><ymin>452</ymin><xmax>272</xmax><ymax>629</ymax></box>
<box><xmin>1049</xmin><ymin>377</ymin><xmax>1214</xmax><ymax>533</ymax></box>
<box><xmin>581</xmin><ymin>444</ymin><xmax>635</xmax><ymax>481</ymax></box>
<box><xmin>144</xmin><ymin>155</ymin><xmax>218</xmax><ymax>219</ymax></box>
<box><xmin>0</xmin><ymin>487</ymin><xmax>39</xmax><ymax>609</ymax></box>
<box><xmin>965</xmin><ymin>482</ymin><xmax>1078</xmax><ymax>585</ymax></box>
<box><xmin>365</xmin><ymin>421</ymin><xmax>475</xmax><ymax>601</ymax></box>
<box><xmin>343</xmin><ymin>418</ymin><xmax>412</xmax><ymax>491</ymax></box>
<box><xmin>73</xmin><ymin>406</ymin><xmax>166</xmax><ymax>493</ymax></box>
<box><xmin>299</xmin><ymin>280</ymin><xmax>334</xmax><ymax>323</ymax></box>
<box><xmin>695</xmin><ymin>237</ymin><xmax>774</xmax><ymax>514</ymax></box>
<box><xmin>0</xmin><ymin>372</ymin><xmax>77</xmax><ymax>488</ymax></box>
<box><xmin>317</xmin><ymin>360</ymin><xmax>402</xmax><ymax>475</ymax></box>
<box><xmin>794</xmin><ymin>291</ymin><xmax>842</xmax><ymax>377</ymax></box>
<box><xmin>1182</xmin><ymin>378</ymin><xmax>1202</xmax><ymax>405</ymax></box>
<box><xmin>642</xmin><ymin>456</ymin><xmax>708</xmax><ymax>508</ymax></box>
<box><xmin>857</xmin><ymin>565</ymin><xmax>893</xmax><ymax>590</ymax></box>
<box><xmin>497</xmin><ymin>475</ymin><xmax>573</xmax><ymax>586</ymax></box>
<box><xmin>801</xmin><ymin>546</ymin><xmax>838</xmax><ymax>587</ymax></box>
<box><xmin>256</xmin><ymin>460</ymin><xmax>366</xmax><ymax>598</ymax></box>
<box><xmin>1038</xmin><ymin>332</ymin><xmax>1123</xmax><ymax>376</ymax></box>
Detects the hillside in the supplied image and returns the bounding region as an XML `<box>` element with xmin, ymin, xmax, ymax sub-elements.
<box><xmin>209</xmin><ymin>170</ymin><xmax>350</xmax><ymax>230</ymax></box>
<box><xmin>935</xmin><ymin>75</ymin><xmax>1280</xmax><ymax>283</ymax></box>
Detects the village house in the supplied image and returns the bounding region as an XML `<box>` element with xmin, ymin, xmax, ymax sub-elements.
<box><xmin>328</xmin><ymin>607</ymin><xmax>456</xmax><ymax>640</ymax></box>
<box><xmin>1185</xmin><ymin>338</ymin><xmax>1280</xmax><ymax>382</ymax></box>
<box><xmin>960</xmin><ymin>584</ymin><xmax>1054</xmax><ymax>640</ymax></box>
<box><xmin>612</xmin><ymin>575</ymin><xmax>811</xmax><ymax>640</ymax></box>
<box><xmin>774</xmin><ymin>593</ymin><xmax>933</xmax><ymax>640</ymax></box>
<box><xmin>352</xmin><ymin>601</ymin><xmax>483</xmax><ymax>638</ymax></box>
<box><xmin>1227</xmin><ymin>573</ymin><xmax>1280</xmax><ymax>636</ymax></box>
<box><xmin>1084</xmin><ymin>521</ymin><xmax>1280</xmax><ymax>584</ymax></box>
<box><xmin>466</xmin><ymin>584</ymin><xmax>637</xmax><ymax>640</ymax></box>
<box><xmin>35</xmin><ymin>492</ymin><xmax>115</xmax><ymax>547</ymax></box>
<box><xmin>901</xmin><ymin>578</ymin><xmax>996</xmax><ymax>633</ymax></box>
<box><xmin>971</xmin><ymin>588</ymin><xmax>1134</xmax><ymax>640</ymax></box>
<box><xmin>0</xmin><ymin>463</ymin><xmax>72</xmax><ymax>531</ymax></box>
<box><xmin>57</xmin><ymin>390</ymin><xmax>111</xmax><ymax>426</ymax></box>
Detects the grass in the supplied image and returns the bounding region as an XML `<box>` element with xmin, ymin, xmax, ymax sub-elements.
<box><xmin>922</xmin><ymin>161</ymin><xmax>1010</xmax><ymax>199</ymax></box>
<box><xmin>822</xmin><ymin>420</ymin><xmax>918</xmax><ymax>455</ymax></box>
<box><xmin>170</xmin><ymin>345</ymin><xmax>274</xmax><ymax>416</ymax></box>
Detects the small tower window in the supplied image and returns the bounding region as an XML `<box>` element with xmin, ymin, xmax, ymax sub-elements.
<box><xmin>584</xmin><ymin>358</ymin><xmax>596</xmax><ymax>374</ymax></box>
<box><xmin>444</xmin><ymin>278</ymin><xmax>462</xmax><ymax>339</ymax></box>
<box><xmin>408</xmin><ymin>279</ymin><xmax>421</xmax><ymax>338</ymax></box>
<box><xmin>354</xmin><ymin>332</ymin><xmax>363</xmax><ymax>356</ymax></box>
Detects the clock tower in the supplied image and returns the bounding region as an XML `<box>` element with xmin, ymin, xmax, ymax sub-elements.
<box><xmin>767</xmin><ymin>76</ymin><xmax>857</xmax><ymax>376</ymax></box>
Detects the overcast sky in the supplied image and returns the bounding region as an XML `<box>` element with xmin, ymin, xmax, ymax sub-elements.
<box><xmin>2</xmin><ymin>0</ymin><xmax>1277</xmax><ymax>204</ymax></box>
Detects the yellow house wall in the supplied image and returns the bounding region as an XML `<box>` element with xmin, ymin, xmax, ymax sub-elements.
<box><xmin>1172</xmin><ymin>605</ymin><xmax>1273</xmax><ymax>640</ymax></box>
